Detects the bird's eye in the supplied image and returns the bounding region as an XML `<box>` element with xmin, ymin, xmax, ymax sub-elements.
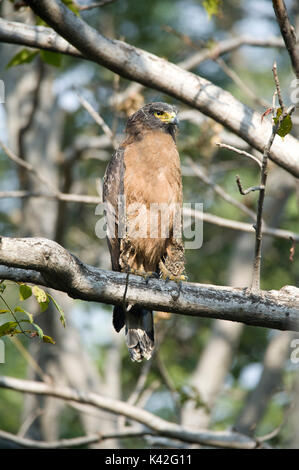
<box><xmin>154</xmin><ymin>111</ymin><xmax>164</xmax><ymax>117</ymax></box>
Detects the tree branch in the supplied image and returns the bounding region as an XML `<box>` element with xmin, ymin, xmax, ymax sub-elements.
<box><xmin>0</xmin><ymin>236</ymin><xmax>298</xmax><ymax>331</ymax></box>
<box><xmin>1</xmin><ymin>190</ymin><xmax>298</xmax><ymax>242</ymax></box>
<box><xmin>75</xmin><ymin>0</ymin><xmax>118</xmax><ymax>11</ymax></box>
<box><xmin>0</xmin><ymin>18</ymin><xmax>83</xmax><ymax>58</ymax></box>
<box><xmin>2</xmin><ymin>3</ymin><xmax>299</xmax><ymax>177</ymax></box>
<box><xmin>186</xmin><ymin>157</ymin><xmax>257</xmax><ymax>220</ymax></box>
<box><xmin>0</xmin><ymin>375</ymin><xmax>267</xmax><ymax>448</ymax></box>
<box><xmin>273</xmin><ymin>0</ymin><xmax>299</xmax><ymax>78</ymax></box>
<box><xmin>185</xmin><ymin>207</ymin><xmax>299</xmax><ymax>243</ymax></box>
<box><xmin>0</xmin><ymin>427</ymin><xmax>152</xmax><ymax>449</ymax></box>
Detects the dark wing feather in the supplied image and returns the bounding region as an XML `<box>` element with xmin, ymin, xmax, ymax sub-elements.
<box><xmin>103</xmin><ymin>146</ymin><xmax>125</xmax><ymax>272</ymax></box>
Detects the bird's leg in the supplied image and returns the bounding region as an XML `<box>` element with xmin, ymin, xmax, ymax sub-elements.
<box><xmin>159</xmin><ymin>260</ymin><xmax>187</xmax><ymax>282</ymax></box>
<box><xmin>159</xmin><ymin>238</ymin><xmax>187</xmax><ymax>282</ymax></box>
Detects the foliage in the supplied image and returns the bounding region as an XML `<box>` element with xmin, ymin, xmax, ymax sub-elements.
<box><xmin>0</xmin><ymin>281</ymin><xmax>66</xmax><ymax>344</ymax></box>
<box><xmin>273</xmin><ymin>107</ymin><xmax>293</xmax><ymax>138</ymax></box>
<box><xmin>202</xmin><ymin>0</ymin><xmax>223</xmax><ymax>19</ymax></box>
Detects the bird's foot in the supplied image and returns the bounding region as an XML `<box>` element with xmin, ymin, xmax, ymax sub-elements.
<box><xmin>128</xmin><ymin>268</ymin><xmax>159</xmax><ymax>282</ymax></box>
<box><xmin>159</xmin><ymin>262</ymin><xmax>187</xmax><ymax>283</ymax></box>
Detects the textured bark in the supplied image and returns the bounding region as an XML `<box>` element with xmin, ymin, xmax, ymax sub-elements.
<box><xmin>0</xmin><ymin>236</ymin><xmax>298</xmax><ymax>331</ymax></box>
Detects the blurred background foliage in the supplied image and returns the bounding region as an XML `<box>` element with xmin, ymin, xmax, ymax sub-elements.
<box><xmin>0</xmin><ymin>0</ymin><xmax>298</xmax><ymax>449</ymax></box>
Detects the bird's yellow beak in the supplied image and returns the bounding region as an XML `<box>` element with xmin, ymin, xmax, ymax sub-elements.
<box><xmin>156</xmin><ymin>111</ymin><xmax>179</xmax><ymax>124</ymax></box>
<box><xmin>160</xmin><ymin>111</ymin><xmax>179</xmax><ymax>124</ymax></box>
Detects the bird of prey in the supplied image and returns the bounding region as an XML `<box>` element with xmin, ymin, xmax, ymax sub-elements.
<box><xmin>103</xmin><ymin>102</ymin><xmax>185</xmax><ymax>362</ymax></box>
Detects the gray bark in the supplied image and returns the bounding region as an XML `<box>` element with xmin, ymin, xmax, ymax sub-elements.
<box><xmin>1</xmin><ymin>1</ymin><xmax>299</xmax><ymax>177</ymax></box>
<box><xmin>0</xmin><ymin>236</ymin><xmax>298</xmax><ymax>331</ymax></box>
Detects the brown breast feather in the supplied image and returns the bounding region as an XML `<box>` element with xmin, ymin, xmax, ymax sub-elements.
<box><xmin>121</xmin><ymin>130</ymin><xmax>183</xmax><ymax>271</ymax></box>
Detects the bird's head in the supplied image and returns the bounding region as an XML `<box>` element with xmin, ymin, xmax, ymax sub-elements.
<box><xmin>126</xmin><ymin>102</ymin><xmax>179</xmax><ymax>139</ymax></box>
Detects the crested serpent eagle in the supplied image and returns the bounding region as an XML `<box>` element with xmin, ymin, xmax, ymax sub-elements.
<box><xmin>103</xmin><ymin>102</ymin><xmax>185</xmax><ymax>362</ymax></box>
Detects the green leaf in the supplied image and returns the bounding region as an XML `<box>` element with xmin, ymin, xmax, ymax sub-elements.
<box><xmin>39</xmin><ymin>299</ymin><xmax>50</xmax><ymax>312</ymax></box>
<box><xmin>48</xmin><ymin>294</ymin><xmax>66</xmax><ymax>327</ymax></box>
<box><xmin>36</xmin><ymin>17</ymin><xmax>48</xmax><ymax>27</ymax></box>
<box><xmin>0</xmin><ymin>283</ymin><xmax>6</xmax><ymax>294</ymax></box>
<box><xmin>40</xmin><ymin>50</ymin><xmax>62</xmax><ymax>67</ymax></box>
<box><xmin>273</xmin><ymin>107</ymin><xmax>293</xmax><ymax>138</ymax></box>
<box><xmin>19</xmin><ymin>284</ymin><xmax>32</xmax><ymax>301</ymax></box>
<box><xmin>0</xmin><ymin>310</ymin><xmax>9</xmax><ymax>314</ymax></box>
<box><xmin>43</xmin><ymin>335</ymin><xmax>56</xmax><ymax>344</ymax></box>
<box><xmin>32</xmin><ymin>286</ymin><xmax>50</xmax><ymax>312</ymax></box>
<box><xmin>6</xmin><ymin>48</ymin><xmax>39</xmax><ymax>68</ymax></box>
<box><xmin>0</xmin><ymin>321</ymin><xmax>19</xmax><ymax>337</ymax></box>
<box><xmin>202</xmin><ymin>0</ymin><xmax>222</xmax><ymax>18</ymax></box>
<box><xmin>32</xmin><ymin>286</ymin><xmax>48</xmax><ymax>303</ymax></box>
<box><xmin>15</xmin><ymin>306</ymin><xmax>33</xmax><ymax>324</ymax></box>
<box><xmin>62</xmin><ymin>0</ymin><xmax>80</xmax><ymax>14</ymax></box>
<box><xmin>32</xmin><ymin>322</ymin><xmax>44</xmax><ymax>340</ymax></box>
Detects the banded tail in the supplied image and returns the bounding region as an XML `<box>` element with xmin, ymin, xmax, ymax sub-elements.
<box><xmin>113</xmin><ymin>305</ymin><xmax>154</xmax><ymax>362</ymax></box>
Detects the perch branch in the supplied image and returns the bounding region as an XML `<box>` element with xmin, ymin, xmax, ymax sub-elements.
<box><xmin>0</xmin><ymin>236</ymin><xmax>298</xmax><ymax>331</ymax></box>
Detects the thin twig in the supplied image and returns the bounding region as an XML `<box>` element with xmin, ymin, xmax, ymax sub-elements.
<box><xmin>215</xmin><ymin>56</ymin><xmax>270</xmax><ymax>109</ymax></box>
<box><xmin>9</xmin><ymin>336</ymin><xmax>51</xmax><ymax>383</ymax></box>
<box><xmin>118</xmin><ymin>358</ymin><xmax>153</xmax><ymax>429</ymax></box>
<box><xmin>187</xmin><ymin>157</ymin><xmax>257</xmax><ymax>220</ymax></box>
<box><xmin>0</xmin><ymin>294</ymin><xmax>31</xmax><ymax>339</ymax></box>
<box><xmin>272</xmin><ymin>0</ymin><xmax>299</xmax><ymax>78</ymax></box>
<box><xmin>76</xmin><ymin>93</ymin><xmax>117</xmax><ymax>149</ymax></box>
<box><xmin>236</xmin><ymin>176</ymin><xmax>264</xmax><ymax>196</ymax></box>
<box><xmin>75</xmin><ymin>0</ymin><xmax>117</xmax><ymax>11</ymax></box>
<box><xmin>251</xmin><ymin>64</ymin><xmax>295</xmax><ymax>291</ymax></box>
<box><xmin>0</xmin><ymin>141</ymin><xmax>59</xmax><ymax>196</ymax></box>
<box><xmin>272</xmin><ymin>61</ymin><xmax>286</xmax><ymax>113</ymax></box>
<box><xmin>163</xmin><ymin>25</ymin><xmax>270</xmax><ymax>109</ymax></box>
<box><xmin>0</xmin><ymin>427</ymin><xmax>153</xmax><ymax>449</ymax></box>
<box><xmin>0</xmin><ymin>190</ymin><xmax>298</xmax><ymax>243</ymax></box>
<box><xmin>0</xmin><ymin>190</ymin><xmax>101</xmax><ymax>204</ymax></box>
<box><xmin>17</xmin><ymin>59</ymin><xmax>44</xmax><ymax>192</ymax></box>
<box><xmin>17</xmin><ymin>408</ymin><xmax>44</xmax><ymax>438</ymax></box>
<box><xmin>216</xmin><ymin>143</ymin><xmax>262</xmax><ymax>169</ymax></box>
<box><xmin>184</xmin><ymin>207</ymin><xmax>299</xmax><ymax>243</ymax></box>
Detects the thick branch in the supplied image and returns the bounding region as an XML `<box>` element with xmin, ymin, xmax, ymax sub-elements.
<box><xmin>0</xmin><ymin>375</ymin><xmax>265</xmax><ymax>448</ymax></box>
<box><xmin>0</xmin><ymin>18</ymin><xmax>83</xmax><ymax>58</ymax></box>
<box><xmin>2</xmin><ymin>3</ymin><xmax>299</xmax><ymax>177</ymax></box>
<box><xmin>0</xmin><ymin>237</ymin><xmax>298</xmax><ymax>331</ymax></box>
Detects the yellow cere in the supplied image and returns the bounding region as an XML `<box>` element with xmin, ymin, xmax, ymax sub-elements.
<box><xmin>154</xmin><ymin>111</ymin><xmax>176</xmax><ymax>123</ymax></box>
